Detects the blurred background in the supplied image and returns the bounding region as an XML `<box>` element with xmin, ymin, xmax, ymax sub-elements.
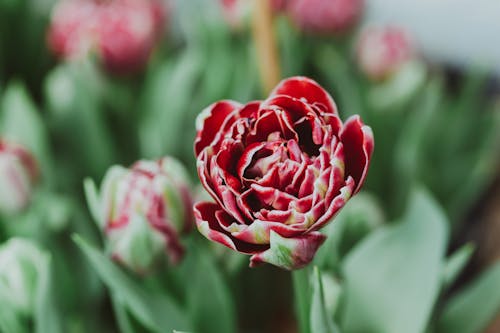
<box><xmin>0</xmin><ymin>0</ymin><xmax>499</xmax><ymax>332</ymax></box>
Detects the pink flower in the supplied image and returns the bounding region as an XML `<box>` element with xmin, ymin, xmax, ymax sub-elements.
<box><xmin>90</xmin><ymin>157</ymin><xmax>193</xmax><ymax>273</ymax></box>
<box><xmin>0</xmin><ymin>140</ymin><xmax>38</xmax><ymax>215</ymax></box>
<box><xmin>287</xmin><ymin>0</ymin><xmax>363</xmax><ymax>35</ymax></box>
<box><xmin>47</xmin><ymin>0</ymin><xmax>166</xmax><ymax>75</ymax></box>
<box><xmin>356</xmin><ymin>26</ymin><xmax>415</xmax><ymax>81</ymax></box>
<box><xmin>194</xmin><ymin>76</ymin><xmax>373</xmax><ymax>270</ymax></box>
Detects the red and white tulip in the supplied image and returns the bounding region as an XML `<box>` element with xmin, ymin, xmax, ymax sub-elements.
<box><xmin>356</xmin><ymin>26</ymin><xmax>415</xmax><ymax>81</ymax></box>
<box><xmin>47</xmin><ymin>0</ymin><xmax>166</xmax><ymax>75</ymax></box>
<box><xmin>287</xmin><ymin>0</ymin><xmax>363</xmax><ymax>35</ymax></box>
<box><xmin>0</xmin><ymin>140</ymin><xmax>38</xmax><ymax>216</ymax></box>
<box><xmin>91</xmin><ymin>157</ymin><xmax>193</xmax><ymax>273</ymax></box>
<box><xmin>194</xmin><ymin>76</ymin><xmax>373</xmax><ymax>270</ymax></box>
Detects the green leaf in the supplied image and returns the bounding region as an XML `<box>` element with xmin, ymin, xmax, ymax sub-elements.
<box><xmin>1</xmin><ymin>81</ymin><xmax>50</xmax><ymax>173</ymax></box>
<box><xmin>73</xmin><ymin>235</ymin><xmax>190</xmax><ymax>333</ymax></box>
<box><xmin>392</xmin><ymin>79</ymin><xmax>442</xmax><ymax>215</ymax></box>
<box><xmin>35</xmin><ymin>255</ymin><xmax>63</xmax><ymax>333</ymax></box>
<box><xmin>139</xmin><ymin>51</ymin><xmax>202</xmax><ymax>158</ymax></box>
<box><xmin>442</xmin><ymin>243</ymin><xmax>475</xmax><ymax>290</ymax></box>
<box><xmin>314</xmin><ymin>45</ymin><xmax>364</xmax><ymax>118</ymax></box>
<box><xmin>437</xmin><ymin>262</ymin><xmax>500</xmax><ymax>333</ymax></box>
<box><xmin>83</xmin><ymin>178</ymin><xmax>101</xmax><ymax>226</ymax></box>
<box><xmin>314</xmin><ymin>192</ymin><xmax>384</xmax><ymax>272</ymax></box>
<box><xmin>310</xmin><ymin>266</ymin><xmax>339</xmax><ymax>333</ymax></box>
<box><xmin>0</xmin><ymin>290</ymin><xmax>27</xmax><ymax>333</ymax></box>
<box><xmin>186</xmin><ymin>247</ymin><xmax>236</xmax><ymax>333</ymax></box>
<box><xmin>111</xmin><ymin>294</ymin><xmax>135</xmax><ymax>333</ymax></box>
<box><xmin>341</xmin><ymin>187</ymin><xmax>448</xmax><ymax>333</ymax></box>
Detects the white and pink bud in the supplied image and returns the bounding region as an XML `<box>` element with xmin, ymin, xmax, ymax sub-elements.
<box><xmin>356</xmin><ymin>26</ymin><xmax>415</xmax><ymax>81</ymax></box>
<box><xmin>47</xmin><ymin>0</ymin><xmax>167</xmax><ymax>75</ymax></box>
<box><xmin>0</xmin><ymin>140</ymin><xmax>38</xmax><ymax>216</ymax></box>
<box><xmin>287</xmin><ymin>0</ymin><xmax>363</xmax><ymax>35</ymax></box>
<box><xmin>89</xmin><ymin>157</ymin><xmax>193</xmax><ymax>274</ymax></box>
<box><xmin>0</xmin><ymin>238</ymin><xmax>46</xmax><ymax>317</ymax></box>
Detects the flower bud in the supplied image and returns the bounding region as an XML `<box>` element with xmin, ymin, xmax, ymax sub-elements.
<box><xmin>0</xmin><ymin>140</ymin><xmax>38</xmax><ymax>215</ymax></box>
<box><xmin>95</xmin><ymin>157</ymin><xmax>193</xmax><ymax>273</ymax></box>
<box><xmin>0</xmin><ymin>238</ymin><xmax>46</xmax><ymax>317</ymax></box>
<box><xmin>287</xmin><ymin>0</ymin><xmax>363</xmax><ymax>35</ymax></box>
<box><xmin>356</xmin><ymin>26</ymin><xmax>415</xmax><ymax>81</ymax></box>
<box><xmin>47</xmin><ymin>0</ymin><xmax>167</xmax><ymax>75</ymax></box>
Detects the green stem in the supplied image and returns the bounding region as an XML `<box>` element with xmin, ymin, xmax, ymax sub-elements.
<box><xmin>293</xmin><ymin>267</ymin><xmax>311</xmax><ymax>333</ymax></box>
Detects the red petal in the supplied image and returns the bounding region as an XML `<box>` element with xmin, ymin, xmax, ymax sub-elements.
<box><xmin>340</xmin><ymin>115</ymin><xmax>374</xmax><ymax>193</ymax></box>
<box><xmin>194</xmin><ymin>100</ymin><xmax>241</xmax><ymax>156</ymax></box>
<box><xmin>269</xmin><ymin>76</ymin><xmax>338</xmax><ymax>115</ymax></box>
<box><xmin>194</xmin><ymin>202</ymin><xmax>268</xmax><ymax>254</ymax></box>
<box><xmin>251</xmin><ymin>184</ymin><xmax>297</xmax><ymax>211</ymax></box>
<box><xmin>309</xmin><ymin>176</ymin><xmax>355</xmax><ymax>231</ymax></box>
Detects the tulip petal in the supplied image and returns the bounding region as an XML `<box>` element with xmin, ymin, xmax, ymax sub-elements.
<box><xmin>194</xmin><ymin>202</ymin><xmax>268</xmax><ymax>254</ymax></box>
<box><xmin>195</xmin><ymin>100</ymin><xmax>242</xmax><ymax>156</ymax></box>
<box><xmin>340</xmin><ymin>115</ymin><xmax>374</xmax><ymax>193</ymax></box>
<box><xmin>269</xmin><ymin>76</ymin><xmax>338</xmax><ymax>115</ymax></box>
<box><xmin>249</xmin><ymin>230</ymin><xmax>326</xmax><ymax>270</ymax></box>
<box><xmin>227</xmin><ymin>219</ymin><xmax>304</xmax><ymax>244</ymax></box>
<box><xmin>309</xmin><ymin>176</ymin><xmax>355</xmax><ymax>232</ymax></box>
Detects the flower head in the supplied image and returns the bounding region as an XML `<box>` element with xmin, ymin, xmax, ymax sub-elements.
<box><xmin>0</xmin><ymin>140</ymin><xmax>38</xmax><ymax>215</ymax></box>
<box><xmin>287</xmin><ymin>0</ymin><xmax>363</xmax><ymax>35</ymax></box>
<box><xmin>0</xmin><ymin>238</ymin><xmax>46</xmax><ymax>317</ymax></box>
<box><xmin>47</xmin><ymin>0</ymin><xmax>166</xmax><ymax>75</ymax></box>
<box><xmin>93</xmin><ymin>157</ymin><xmax>193</xmax><ymax>273</ymax></box>
<box><xmin>194</xmin><ymin>76</ymin><xmax>373</xmax><ymax>270</ymax></box>
<box><xmin>356</xmin><ymin>26</ymin><xmax>415</xmax><ymax>81</ymax></box>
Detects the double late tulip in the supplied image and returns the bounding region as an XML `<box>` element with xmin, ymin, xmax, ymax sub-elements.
<box><xmin>47</xmin><ymin>0</ymin><xmax>166</xmax><ymax>75</ymax></box>
<box><xmin>194</xmin><ymin>77</ymin><xmax>373</xmax><ymax>270</ymax></box>
<box><xmin>356</xmin><ymin>26</ymin><xmax>415</xmax><ymax>81</ymax></box>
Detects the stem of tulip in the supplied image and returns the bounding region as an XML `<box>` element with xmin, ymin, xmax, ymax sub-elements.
<box><xmin>251</xmin><ymin>0</ymin><xmax>282</xmax><ymax>95</ymax></box>
<box><xmin>292</xmin><ymin>267</ymin><xmax>311</xmax><ymax>333</ymax></box>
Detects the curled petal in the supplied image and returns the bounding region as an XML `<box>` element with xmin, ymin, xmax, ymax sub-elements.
<box><xmin>340</xmin><ymin>115</ymin><xmax>374</xmax><ymax>193</ymax></box>
<box><xmin>194</xmin><ymin>202</ymin><xmax>268</xmax><ymax>254</ymax></box>
<box><xmin>226</xmin><ymin>219</ymin><xmax>304</xmax><ymax>244</ymax></box>
<box><xmin>309</xmin><ymin>176</ymin><xmax>355</xmax><ymax>232</ymax></box>
<box><xmin>249</xmin><ymin>230</ymin><xmax>326</xmax><ymax>270</ymax></box>
<box><xmin>194</xmin><ymin>100</ymin><xmax>242</xmax><ymax>156</ymax></box>
<box><xmin>269</xmin><ymin>76</ymin><xmax>338</xmax><ymax>115</ymax></box>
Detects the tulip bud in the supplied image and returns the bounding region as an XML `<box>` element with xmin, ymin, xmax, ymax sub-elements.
<box><xmin>287</xmin><ymin>0</ymin><xmax>363</xmax><ymax>35</ymax></box>
<box><xmin>47</xmin><ymin>0</ymin><xmax>167</xmax><ymax>75</ymax></box>
<box><xmin>0</xmin><ymin>238</ymin><xmax>46</xmax><ymax>317</ymax></box>
<box><xmin>94</xmin><ymin>157</ymin><xmax>193</xmax><ymax>273</ymax></box>
<box><xmin>356</xmin><ymin>26</ymin><xmax>415</xmax><ymax>81</ymax></box>
<box><xmin>0</xmin><ymin>140</ymin><xmax>38</xmax><ymax>215</ymax></box>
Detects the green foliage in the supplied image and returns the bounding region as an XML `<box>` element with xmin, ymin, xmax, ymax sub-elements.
<box><xmin>437</xmin><ymin>262</ymin><xmax>500</xmax><ymax>333</ymax></box>
<box><xmin>185</xmin><ymin>246</ymin><xmax>237</xmax><ymax>333</ymax></box>
<box><xmin>309</xmin><ymin>267</ymin><xmax>339</xmax><ymax>333</ymax></box>
<box><xmin>341</xmin><ymin>188</ymin><xmax>448</xmax><ymax>333</ymax></box>
<box><xmin>74</xmin><ymin>235</ymin><xmax>191</xmax><ymax>332</ymax></box>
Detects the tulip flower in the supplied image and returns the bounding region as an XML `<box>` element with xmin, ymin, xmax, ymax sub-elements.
<box><xmin>47</xmin><ymin>0</ymin><xmax>166</xmax><ymax>75</ymax></box>
<box><xmin>0</xmin><ymin>140</ymin><xmax>38</xmax><ymax>215</ymax></box>
<box><xmin>194</xmin><ymin>76</ymin><xmax>373</xmax><ymax>270</ymax></box>
<box><xmin>88</xmin><ymin>157</ymin><xmax>193</xmax><ymax>273</ymax></box>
